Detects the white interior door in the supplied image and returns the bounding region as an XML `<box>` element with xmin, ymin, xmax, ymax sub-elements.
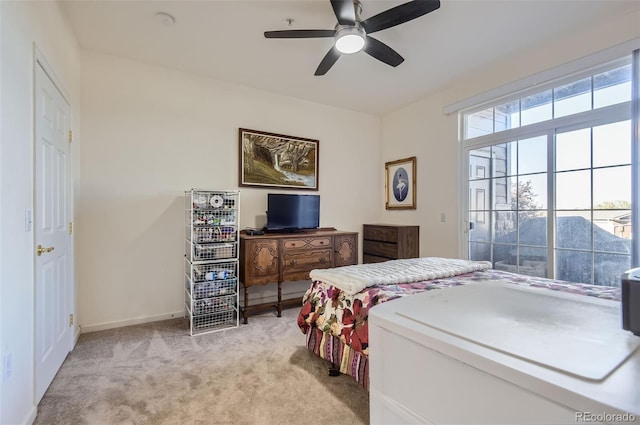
<box><xmin>34</xmin><ymin>60</ymin><xmax>72</xmax><ymax>403</ymax></box>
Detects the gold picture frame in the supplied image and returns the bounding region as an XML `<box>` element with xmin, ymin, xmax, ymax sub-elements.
<box><xmin>385</xmin><ymin>156</ymin><xmax>416</xmax><ymax>210</ymax></box>
<box><xmin>239</xmin><ymin>128</ymin><xmax>319</xmax><ymax>190</ymax></box>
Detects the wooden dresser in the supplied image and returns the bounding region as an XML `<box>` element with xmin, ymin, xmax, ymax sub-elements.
<box><xmin>239</xmin><ymin>229</ymin><xmax>358</xmax><ymax>323</ymax></box>
<box><xmin>363</xmin><ymin>224</ymin><xmax>419</xmax><ymax>263</ymax></box>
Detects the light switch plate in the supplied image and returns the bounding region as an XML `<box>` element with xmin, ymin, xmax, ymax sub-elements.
<box><xmin>25</xmin><ymin>208</ymin><xmax>32</xmax><ymax>232</ymax></box>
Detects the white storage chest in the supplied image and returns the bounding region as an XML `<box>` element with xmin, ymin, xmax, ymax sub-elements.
<box><xmin>369</xmin><ymin>282</ymin><xmax>640</xmax><ymax>424</ymax></box>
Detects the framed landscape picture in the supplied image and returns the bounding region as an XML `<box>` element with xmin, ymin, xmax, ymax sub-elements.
<box><xmin>239</xmin><ymin>128</ymin><xmax>319</xmax><ymax>190</ymax></box>
<box><xmin>385</xmin><ymin>156</ymin><xmax>416</xmax><ymax>209</ymax></box>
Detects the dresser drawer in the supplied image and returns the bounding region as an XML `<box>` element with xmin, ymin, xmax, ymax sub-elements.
<box><xmin>282</xmin><ymin>237</ymin><xmax>331</xmax><ymax>250</ymax></box>
<box><xmin>363</xmin><ymin>240</ymin><xmax>398</xmax><ymax>258</ymax></box>
<box><xmin>363</xmin><ymin>254</ymin><xmax>390</xmax><ymax>264</ymax></box>
<box><xmin>364</xmin><ymin>225</ymin><xmax>399</xmax><ymax>243</ymax></box>
<box><xmin>282</xmin><ymin>248</ymin><xmax>333</xmax><ymax>281</ymax></box>
<box><xmin>363</xmin><ymin>224</ymin><xmax>419</xmax><ymax>263</ymax></box>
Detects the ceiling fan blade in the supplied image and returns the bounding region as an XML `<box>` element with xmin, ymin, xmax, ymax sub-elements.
<box><xmin>264</xmin><ymin>29</ymin><xmax>335</xmax><ymax>39</ymax></box>
<box><xmin>361</xmin><ymin>0</ymin><xmax>440</xmax><ymax>34</ymax></box>
<box><xmin>364</xmin><ymin>36</ymin><xmax>404</xmax><ymax>67</ymax></box>
<box><xmin>315</xmin><ymin>47</ymin><xmax>341</xmax><ymax>76</ymax></box>
<box><xmin>331</xmin><ymin>0</ymin><xmax>356</xmax><ymax>26</ymax></box>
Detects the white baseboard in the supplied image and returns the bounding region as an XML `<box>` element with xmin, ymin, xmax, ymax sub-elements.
<box><xmin>79</xmin><ymin>281</ymin><xmax>310</xmax><ymax>333</ymax></box>
<box><xmin>80</xmin><ymin>310</ymin><xmax>185</xmax><ymax>334</ymax></box>
<box><xmin>23</xmin><ymin>405</ymin><xmax>37</xmax><ymax>425</ymax></box>
<box><xmin>73</xmin><ymin>326</ymin><xmax>81</xmax><ymax>347</ymax></box>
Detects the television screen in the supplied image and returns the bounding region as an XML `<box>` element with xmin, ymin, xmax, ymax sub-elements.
<box><xmin>266</xmin><ymin>194</ymin><xmax>320</xmax><ymax>231</ymax></box>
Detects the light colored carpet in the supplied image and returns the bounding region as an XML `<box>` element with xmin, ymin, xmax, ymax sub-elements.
<box><xmin>34</xmin><ymin>308</ymin><xmax>369</xmax><ymax>425</ymax></box>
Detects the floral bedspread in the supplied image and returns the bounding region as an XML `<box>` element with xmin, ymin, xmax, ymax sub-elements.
<box><xmin>297</xmin><ymin>268</ymin><xmax>621</xmax><ymax>357</ymax></box>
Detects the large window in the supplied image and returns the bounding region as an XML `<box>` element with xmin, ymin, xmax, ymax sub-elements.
<box><xmin>463</xmin><ymin>56</ymin><xmax>638</xmax><ymax>287</ymax></box>
<box><xmin>464</xmin><ymin>63</ymin><xmax>632</xmax><ymax>139</ymax></box>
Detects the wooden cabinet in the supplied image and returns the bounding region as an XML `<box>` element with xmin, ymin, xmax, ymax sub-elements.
<box><xmin>241</xmin><ymin>238</ymin><xmax>279</xmax><ymax>286</ymax></box>
<box><xmin>239</xmin><ymin>229</ymin><xmax>358</xmax><ymax>323</ymax></box>
<box><xmin>363</xmin><ymin>224</ymin><xmax>419</xmax><ymax>263</ymax></box>
<box><xmin>334</xmin><ymin>233</ymin><xmax>359</xmax><ymax>267</ymax></box>
<box><xmin>281</xmin><ymin>238</ymin><xmax>333</xmax><ymax>282</ymax></box>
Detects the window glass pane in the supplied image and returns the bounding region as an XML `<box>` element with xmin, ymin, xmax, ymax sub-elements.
<box><xmin>593</xmin><ymin>120</ymin><xmax>631</xmax><ymax>167</ymax></box>
<box><xmin>493</xmin><ymin>243</ymin><xmax>517</xmax><ymax>270</ymax></box>
<box><xmin>494</xmin><ymin>211</ymin><xmax>517</xmax><ymax>239</ymax></box>
<box><xmin>554</xmin><ymin>77</ymin><xmax>591</xmax><ymax>118</ymax></box>
<box><xmin>556</xmin><ymin>213</ymin><xmax>592</xmax><ymax>250</ymax></box>
<box><xmin>495</xmin><ymin>100</ymin><xmax>520</xmax><ymax>131</ymax></box>
<box><xmin>469</xmin><ymin>211</ymin><xmax>490</xmax><ymax>243</ymax></box>
<box><xmin>494</xmin><ymin>245</ymin><xmax>547</xmax><ymax>277</ymax></box>
<box><xmin>594</xmin><ymin>253</ymin><xmax>630</xmax><ymax>286</ymax></box>
<box><xmin>594</xmin><ymin>252</ymin><xmax>631</xmax><ymax>287</ymax></box>
<box><xmin>490</xmin><ymin>177</ymin><xmax>506</xmax><ymax>209</ymax></box>
<box><xmin>492</xmin><ymin>143</ymin><xmax>516</xmax><ymax>177</ymax></box>
<box><xmin>521</xmin><ymin>90</ymin><xmax>552</xmax><ymax>126</ymax></box>
<box><xmin>469</xmin><ymin>242</ymin><xmax>491</xmax><ymax>262</ymax></box>
<box><xmin>593</xmin><ymin>210</ymin><xmax>632</xmax><ymax>254</ymax></box>
<box><xmin>593</xmin><ymin>64</ymin><xmax>631</xmax><ymax>108</ymax></box>
<box><xmin>465</xmin><ymin>108</ymin><xmax>493</xmax><ymax>139</ymax></box>
<box><xmin>518</xmin><ymin>213</ymin><xmax>547</xmax><ymax>247</ymax></box>
<box><xmin>556</xmin><ymin>250</ymin><xmax>592</xmax><ymax>284</ymax></box>
<box><xmin>517</xmin><ymin>247</ymin><xmax>548</xmax><ymax>277</ymax></box>
<box><xmin>469</xmin><ymin>179</ymin><xmax>490</xmax><ymax>210</ymax></box>
<box><xmin>468</xmin><ymin>147</ymin><xmax>491</xmax><ymax>180</ymax></box>
<box><xmin>555</xmin><ymin>170</ymin><xmax>591</xmax><ymax>210</ymax></box>
<box><xmin>593</xmin><ymin>166</ymin><xmax>630</xmax><ymax>208</ymax></box>
<box><xmin>471</xmin><ymin>164</ymin><xmax>488</xmax><ymax>180</ymax></box>
<box><xmin>609</xmin><ymin>209</ymin><xmax>632</xmax><ymax>239</ymax></box>
<box><xmin>556</xmin><ymin>128</ymin><xmax>591</xmax><ymax>172</ymax></box>
<box><xmin>517</xmin><ymin>174</ymin><xmax>547</xmax><ymax>210</ymax></box>
<box><xmin>518</xmin><ymin>136</ymin><xmax>546</xmax><ymax>174</ymax></box>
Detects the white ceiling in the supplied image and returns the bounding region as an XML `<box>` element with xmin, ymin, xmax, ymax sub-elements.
<box><xmin>60</xmin><ymin>0</ymin><xmax>639</xmax><ymax>115</ymax></box>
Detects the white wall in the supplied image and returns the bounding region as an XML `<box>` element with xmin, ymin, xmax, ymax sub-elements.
<box><xmin>77</xmin><ymin>51</ymin><xmax>381</xmax><ymax>331</ymax></box>
<box><xmin>0</xmin><ymin>2</ymin><xmax>81</xmax><ymax>424</ymax></box>
<box><xmin>381</xmin><ymin>5</ymin><xmax>640</xmax><ymax>259</ymax></box>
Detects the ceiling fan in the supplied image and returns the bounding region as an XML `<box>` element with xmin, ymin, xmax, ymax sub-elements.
<box><xmin>264</xmin><ymin>0</ymin><xmax>441</xmax><ymax>76</ymax></box>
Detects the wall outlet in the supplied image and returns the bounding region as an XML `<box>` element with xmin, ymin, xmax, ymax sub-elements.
<box><xmin>440</xmin><ymin>213</ymin><xmax>447</xmax><ymax>222</ymax></box>
<box><xmin>3</xmin><ymin>352</ymin><xmax>12</xmax><ymax>381</ymax></box>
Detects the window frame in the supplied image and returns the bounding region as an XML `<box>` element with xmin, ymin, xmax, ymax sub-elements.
<box><xmin>458</xmin><ymin>55</ymin><xmax>638</xmax><ymax>283</ymax></box>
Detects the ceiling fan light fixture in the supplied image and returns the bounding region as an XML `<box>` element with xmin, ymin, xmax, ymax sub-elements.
<box><xmin>264</xmin><ymin>0</ymin><xmax>441</xmax><ymax>75</ymax></box>
<box><xmin>335</xmin><ymin>26</ymin><xmax>365</xmax><ymax>54</ymax></box>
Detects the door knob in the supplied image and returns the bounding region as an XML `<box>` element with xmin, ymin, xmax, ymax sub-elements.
<box><xmin>36</xmin><ymin>244</ymin><xmax>55</xmax><ymax>256</ymax></box>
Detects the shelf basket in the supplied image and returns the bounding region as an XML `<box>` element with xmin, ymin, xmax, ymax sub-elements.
<box><xmin>185</xmin><ymin>189</ymin><xmax>239</xmax><ymax>336</ymax></box>
<box><xmin>192</xmin><ymin>308</ymin><xmax>238</xmax><ymax>332</ymax></box>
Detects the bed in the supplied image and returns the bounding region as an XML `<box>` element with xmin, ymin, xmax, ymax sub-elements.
<box><xmin>296</xmin><ymin>257</ymin><xmax>622</xmax><ymax>389</ymax></box>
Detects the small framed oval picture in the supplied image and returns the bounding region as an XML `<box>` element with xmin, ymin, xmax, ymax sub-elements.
<box><xmin>385</xmin><ymin>156</ymin><xmax>416</xmax><ymax>210</ymax></box>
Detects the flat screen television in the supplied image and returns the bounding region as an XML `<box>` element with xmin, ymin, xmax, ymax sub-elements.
<box><xmin>266</xmin><ymin>193</ymin><xmax>320</xmax><ymax>232</ymax></box>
